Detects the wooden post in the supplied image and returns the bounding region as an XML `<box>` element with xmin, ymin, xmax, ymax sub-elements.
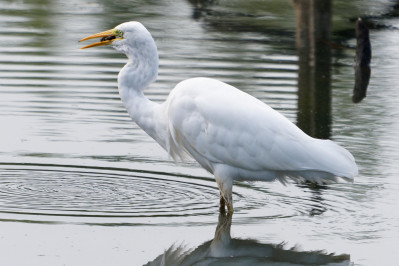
<box><xmin>294</xmin><ymin>0</ymin><xmax>332</xmax><ymax>139</ymax></box>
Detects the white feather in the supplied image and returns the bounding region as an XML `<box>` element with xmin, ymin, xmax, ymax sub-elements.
<box><xmin>166</xmin><ymin>77</ymin><xmax>357</xmax><ymax>184</ymax></box>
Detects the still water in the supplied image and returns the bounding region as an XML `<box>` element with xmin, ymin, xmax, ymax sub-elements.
<box><xmin>1</xmin><ymin>0</ymin><xmax>399</xmax><ymax>265</ymax></box>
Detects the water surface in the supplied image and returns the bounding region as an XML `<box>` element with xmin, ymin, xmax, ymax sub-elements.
<box><xmin>1</xmin><ymin>0</ymin><xmax>399</xmax><ymax>265</ymax></box>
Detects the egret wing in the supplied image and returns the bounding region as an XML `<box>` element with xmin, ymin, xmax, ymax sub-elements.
<box><xmin>167</xmin><ymin>78</ymin><xmax>356</xmax><ymax>179</ymax></box>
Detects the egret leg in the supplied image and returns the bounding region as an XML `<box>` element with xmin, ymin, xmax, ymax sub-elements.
<box><xmin>219</xmin><ymin>192</ymin><xmax>226</xmax><ymax>213</ymax></box>
<box><xmin>227</xmin><ymin>201</ymin><xmax>234</xmax><ymax>213</ymax></box>
<box><xmin>215</xmin><ymin>175</ymin><xmax>233</xmax><ymax>213</ymax></box>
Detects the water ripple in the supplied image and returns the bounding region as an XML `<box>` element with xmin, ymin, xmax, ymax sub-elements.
<box><xmin>0</xmin><ymin>163</ymin><xmax>321</xmax><ymax>226</ymax></box>
<box><xmin>0</xmin><ymin>164</ymin><xmax>222</xmax><ymax>224</ymax></box>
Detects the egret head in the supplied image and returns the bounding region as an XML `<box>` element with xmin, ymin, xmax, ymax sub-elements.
<box><xmin>79</xmin><ymin>21</ymin><xmax>156</xmax><ymax>57</ymax></box>
<box><xmin>80</xmin><ymin>21</ymin><xmax>159</xmax><ymax>92</ymax></box>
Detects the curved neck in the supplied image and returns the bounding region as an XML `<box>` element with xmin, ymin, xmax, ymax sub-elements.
<box><xmin>118</xmin><ymin>36</ymin><xmax>159</xmax><ymax>96</ymax></box>
<box><xmin>117</xmin><ymin>47</ymin><xmax>168</xmax><ymax>150</ymax></box>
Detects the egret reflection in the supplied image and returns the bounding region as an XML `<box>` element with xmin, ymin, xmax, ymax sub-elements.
<box><xmin>145</xmin><ymin>212</ymin><xmax>350</xmax><ymax>266</ymax></box>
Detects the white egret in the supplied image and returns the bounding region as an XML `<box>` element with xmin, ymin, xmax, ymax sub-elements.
<box><xmin>80</xmin><ymin>21</ymin><xmax>358</xmax><ymax>213</ymax></box>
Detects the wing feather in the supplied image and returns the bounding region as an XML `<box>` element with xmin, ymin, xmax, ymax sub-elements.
<box><xmin>166</xmin><ymin>77</ymin><xmax>357</xmax><ymax>180</ymax></box>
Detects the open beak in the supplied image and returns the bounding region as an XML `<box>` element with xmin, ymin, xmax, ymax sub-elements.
<box><xmin>79</xmin><ymin>29</ymin><xmax>120</xmax><ymax>49</ymax></box>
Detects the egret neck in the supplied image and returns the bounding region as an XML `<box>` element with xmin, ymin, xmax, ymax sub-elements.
<box><xmin>117</xmin><ymin>36</ymin><xmax>168</xmax><ymax>150</ymax></box>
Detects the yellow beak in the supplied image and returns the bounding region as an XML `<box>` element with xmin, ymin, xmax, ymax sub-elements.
<box><xmin>79</xmin><ymin>29</ymin><xmax>120</xmax><ymax>49</ymax></box>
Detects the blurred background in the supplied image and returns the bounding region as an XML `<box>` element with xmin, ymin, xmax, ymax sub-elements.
<box><xmin>0</xmin><ymin>0</ymin><xmax>399</xmax><ymax>265</ymax></box>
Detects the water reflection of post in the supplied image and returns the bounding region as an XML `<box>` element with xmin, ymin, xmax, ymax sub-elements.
<box><xmin>294</xmin><ymin>0</ymin><xmax>332</xmax><ymax>139</ymax></box>
<box><xmin>353</xmin><ymin>18</ymin><xmax>371</xmax><ymax>103</ymax></box>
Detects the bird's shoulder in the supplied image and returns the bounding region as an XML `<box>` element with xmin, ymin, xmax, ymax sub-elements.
<box><xmin>167</xmin><ymin>77</ymin><xmax>269</xmax><ymax>115</ymax></box>
<box><xmin>169</xmin><ymin>77</ymin><xmax>236</xmax><ymax>98</ymax></box>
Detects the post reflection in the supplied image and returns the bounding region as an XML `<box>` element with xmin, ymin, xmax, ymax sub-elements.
<box><xmin>294</xmin><ymin>0</ymin><xmax>333</xmax><ymax>139</ymax></box>
<box><xmin>293</xmin><ymin>0</ymin><xmax>334</xmax><ymax>218</ymax></box>
<box><xmin>145</xmin><ymin>212</ymin><xmax>350</xmax><ymax>266</ymax></box>
<box><xmin>353</xmin><ymin>18</ymin><xmax>371</xmax><ymax>103</ymax></box>
<box><xmin>299</xmin><ymin>182</ymin><xmax>329</xmax><ymax>216</ymax></box>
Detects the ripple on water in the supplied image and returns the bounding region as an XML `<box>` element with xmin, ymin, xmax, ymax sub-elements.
<box><xmin>0</xmin><ymin>163</ymin><xmax>334</xmax><ymax>226</ymax></box>
<box><xmin>0</xmin><ymin>164</ymin><xmax>225</xmax><ymax>225</ymax></box>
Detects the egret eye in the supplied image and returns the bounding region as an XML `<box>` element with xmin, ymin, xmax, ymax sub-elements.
<box><xmin>114</xmin><ymin>29</ymin><xmax>123</xmax><ymax>37</ymax></box>
<box><xmin>100</xmin><ymin>35</ymin><xmax>116</xmax><ymax>42</ymax></box>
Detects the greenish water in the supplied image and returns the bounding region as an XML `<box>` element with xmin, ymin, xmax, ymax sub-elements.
<box><xmin>1</xmin><ymin>0</ymin><xmax>399</xmax><ymax>265</ymax></box>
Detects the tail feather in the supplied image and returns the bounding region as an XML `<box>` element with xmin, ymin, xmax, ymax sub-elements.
<box><xmin>309</xmin><ymin>139</ymin><xmax>358</xmax><ymax>179</ymax></box>
<box><xmin>278</xmin><ymin>139</ymin><xmax>357</xmax><ymax>185</ymax></box>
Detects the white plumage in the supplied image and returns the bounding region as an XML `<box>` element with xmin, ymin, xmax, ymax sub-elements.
<box><xmin>80</xmin><ymin>21</ymin><xmax>358</xmax><ymax>212</ymax></box>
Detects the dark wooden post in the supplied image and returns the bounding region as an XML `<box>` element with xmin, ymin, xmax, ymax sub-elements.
<box><xmin>294</xmin><ymin>0</ymin><xmax>332</xmax><ymax>139</ymax></box>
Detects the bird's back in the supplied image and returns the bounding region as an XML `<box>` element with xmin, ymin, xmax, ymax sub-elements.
<box><xmin>165</xmin><ymin>77</ymin><xmax>357</xmax><ymax>184</ymax></box>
